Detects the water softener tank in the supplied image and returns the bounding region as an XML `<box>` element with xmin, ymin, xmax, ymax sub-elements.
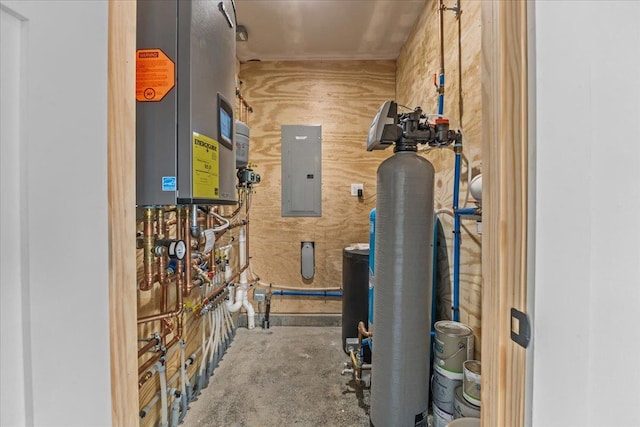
<box><xmin>341</xmin><ymin>246</ymin><xmax>369</xmax><ymax>353</ymax></box>
<box><xmin>370</xmin><ymin>150</ymin><xmax>434</xmax><ymax>427</ymax></box>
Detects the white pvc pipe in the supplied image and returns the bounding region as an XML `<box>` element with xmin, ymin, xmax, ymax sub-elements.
<box><xmin>222</xmin><ymin>245</ymin><xmax>233</xmax><ymax>282</ymax></box>
<box><xmin>225</xmin><ymin>285</ymin><xmax>244</xmax><ymax>313</ymax></box>
<box><xmin>242</xmin><ymin>287</ymin><xmax>255</xmax><ymax>329</ymax></box>
<box><xmin>179</xmin><ymin>341</ymin><xmax>187</xmax><ymax>414</ymax></box>
<box><xmin>199</xmin><ymin>309</ymin><xmax>216</xmax><ymax>376</ymax></box>
<box><xmin>222</xmin><ymin>303</ymin><xmax>233</xmax><ymax>335</ymax></box>
<box><xmin>209</xmin><ymin>308</ymin><xmax>220</xmax><ymax>367</ymax></box>
<box><xmin>158</xmin><ymin>362</ymin><xmax>169</xmax><ymax>427</ymax></box>
<box><xmin>239</xmin><ymin>225</ymin><xmax>247</xmax><ymax>285</ymax></box>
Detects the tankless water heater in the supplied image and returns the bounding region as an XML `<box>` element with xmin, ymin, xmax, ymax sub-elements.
<box><xmin>136</xmin><ymin>0</ymin><xmax>238</xmax><ymax>206</ymax></box>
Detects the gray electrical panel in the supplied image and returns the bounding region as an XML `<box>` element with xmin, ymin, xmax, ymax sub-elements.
<box><xmin>281</xmin><ymin>125</ymin><xmax>322</xmax><ymax>217</ymax></box>
<box><xmin>136</xmin><ymin>0</ymin><xmax>238</xmax><ymax>206</ymax></box>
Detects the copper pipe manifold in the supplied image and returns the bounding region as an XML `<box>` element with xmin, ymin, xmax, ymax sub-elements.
<box><xmin>141</xmin><ymin>207</ymin><xmax>157</xmax><ymax>291</ymax></box>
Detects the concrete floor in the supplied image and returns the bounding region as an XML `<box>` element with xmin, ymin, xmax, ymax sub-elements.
<box><xmin>183</xmin><ymin>326</ymin><xmax>371</xmax><ymax>427</ymax></box>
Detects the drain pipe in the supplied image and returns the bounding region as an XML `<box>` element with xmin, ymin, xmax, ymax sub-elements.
<box><xmin>224</xmin><ymin>225</ymin><xmax>254</xmax><ymax>328</ymax></box>
<box><xmin>238</xmin><ymin>224</ymin><xmax>255</xmax><ymax>329</ymax></box>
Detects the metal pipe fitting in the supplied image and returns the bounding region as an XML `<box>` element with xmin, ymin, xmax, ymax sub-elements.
<box><xmin>142</xmin><ymin>207</ymin><xmax>157</xmax><ymax>291</ymax></box>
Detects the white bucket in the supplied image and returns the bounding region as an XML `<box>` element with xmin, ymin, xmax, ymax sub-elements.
<box><xmin>453</xmin><ymin>385</ymin><xmax>480</xmax><ymax>419</ymax></box>
<box><xmin>434</xmin><ymin>321</ymin><xmax>474</xmax><ymax>375</ymax></box>
<box><xmin>462</xmin><ymin>360</ymin><xmax>481</xmax><ymax>406</ymax></box>
<box><xmin>431</xmin><ymin>364</ymin><xmax>463</xmax><ymax>414</ymax></box>
<box><xmin>446</xmin><ymin>418</ymin><xmax>480</xmax><ymax>427</ymax></box>
<box><xmin>433</xmin><ymin>403</ymin><xmax>454</xmax><ymax>427</ymax></box>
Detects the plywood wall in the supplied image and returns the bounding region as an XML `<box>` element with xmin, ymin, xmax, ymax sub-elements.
<box><xmin>396</xmin><ymin>0</ymin><xmax>483</xmax><ymax>356</ymax></box>
<box><xmin>239</xmin><ymin>60</ymin><xmax>396</xmax><ymax>314</ymax></box>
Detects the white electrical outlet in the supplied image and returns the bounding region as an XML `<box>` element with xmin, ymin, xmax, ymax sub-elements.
<box><xmin>350</xmin><ymin>183</ymin><xmax>364</xmax><ymax>196</ymax></box>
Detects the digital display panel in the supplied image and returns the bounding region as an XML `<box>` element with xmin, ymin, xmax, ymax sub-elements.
<box><xmin>217</xmin><ymin>93</ymin><xmax>233</xmax><ymax>150</ymax></box>
<box><xmin>220</xmin><ymin>108</ymin><xmax>232</xmax><ymax>140</ymax></box>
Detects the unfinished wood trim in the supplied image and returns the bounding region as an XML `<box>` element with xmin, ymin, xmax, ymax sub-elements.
<box><xmin>108</xmin><ymin>1</ymin><xmax>138</xmax><ymax>425</ymax></box>
<box><xmin>481</xmin><ymin>1</ymin><xmax>528</xmax><ymax>426</ymax></box>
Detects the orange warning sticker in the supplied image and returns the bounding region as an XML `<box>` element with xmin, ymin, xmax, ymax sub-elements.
<box><xmin>136</xmin><ymin>49</ymin><xmax>175</xmax><ymax>102</ymax></box>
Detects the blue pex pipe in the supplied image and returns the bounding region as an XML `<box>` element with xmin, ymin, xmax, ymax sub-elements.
<box><xmin>438</xmin><ymin>74</ymin><xmax>445</xmax><ymax>115</ymax></box>
<box><xmin>270</xmin><ymin>290</ymin><xmax>343</xmax><ymax>297</ymax></box>
<box><xmin>452</xmin><ymin>147</ymin><xmax>462</xmax><ymax>322</ymax></box>
<box><xmin>455</xmin><ymin>207</ymin><xmax>480</xmax><ymax>216</ymax></box>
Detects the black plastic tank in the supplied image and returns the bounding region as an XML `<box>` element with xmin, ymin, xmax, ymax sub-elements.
<box><xmin>342</xmin><ymin>246</ymin><xmax>369</xmax><ymax>354</ymax></box>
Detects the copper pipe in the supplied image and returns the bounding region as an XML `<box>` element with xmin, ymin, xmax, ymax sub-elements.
<box><xmin>245</xmin><ymin>194</ymin><xmax>251</xmax><ymax>280</ymax></box>
<box><xmin>137</xmin><ymin>316</ymin><xmax>183</xmax><ymax>381</ymax></box>
<box><xmin>182</xmin><ymin>210</ymin><xmax>194</xmax><ymax>296</ymax></box>
<box><xmin>139</xmin><ymin>371</ymin><xmax>153</xmax><ymax>388</ymax></box>
<box><xmin>358</xmin><ymin>321</ymin><xmax>372</xmax><ymax>339</ymax></box>
<box><xmin>137</xmin><ymin>335</ymin><xmax>161</xmax><ymax>359</ymax></box>
<box><xmin>138</xmin><ymin>334</ymin><xmax>181</xmax><ymax>381</ymax></box>
<box><xmin>157</xmin><ymin>209</ymin><xmax>168</xmax><ymax>286</ymax></box>
<box><xmin>357</xmin><ymin>321</ymin><xmax>372</xmax><ymax>379</ymax></box>
<box><xmin>350</xmin><ymin>349</ymin><xmax>364</xmax><ymax>383</ymax></box>
<box><xmin>196</xmin><ymin>286</ymin><xmax>229</xmax><ymax>318</ymax></box>
<box><xmin>156</xmin><ymin>207</ymin><xmax>165</xmax><ymax>238</ymax></box>
<box><xmin>160</xmin><ymin>283</ymin><xmax>168</xmax><ymax>345</ymax></box>
<box><xmin>164</xmin><ymin>218</ymin><xmax>176</xmax><ymax>235</ymax></box>
<box><xmin>137</xmin><ymin>268</ymin><xmax>183</xmax><ymax>324</ymax></box>
<box><xmin>357</xmin><ymin>321</ymin><xmax>372</xmax><ymax>357</ymax></box>
<box><xmin>221</xmin><ymin>202</ymin><xmax>243</xmax><ymax>220</ymax></box>
<box><xmin>141</xmin><ymin>207</ymin><xmax>156</xmax><ymax>291</ymax></box>
<box><xmin>138</xmin><ymin>352</ymin><xmax>161</xmax><ymax>380</ymax></box>
<box><xmin>137</xmin><ymin>316</ymin><xmax>184</xmax><ymax>382</ymax></box>
<box><xmin>176</xmin><ymin>207</ymin><xmax>184</xmax><ymax>290</ymax></box>
<box><xmin>439</xmin><ymin>0</ymin><xmax>445</xmax><ymax>80</ymax></box>
<box><xmin>207</xmin><ymin>207</ymin><xmax>214</xmax><ymax>229</ymax></box>
<box><xmin>176</xmin><ymin>207</ymin><xmax>184</xmax><ymax>239</ymax></box>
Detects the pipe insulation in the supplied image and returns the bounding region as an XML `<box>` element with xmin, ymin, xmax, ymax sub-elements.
<box><xmin>370</xmin><ymin>150</ymin><xmax>434</xmax><ymax>427</ymax></box>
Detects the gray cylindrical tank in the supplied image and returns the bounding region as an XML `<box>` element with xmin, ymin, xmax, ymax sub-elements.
<box><xmin>235</xmin><ymin>120</ymin><xmax>249</xmax><ymax>169</ymax></box>
<box><xmin>370</xmin><ymin>150</ymin><xmax>434</xmax><ymax>427</ymax></box>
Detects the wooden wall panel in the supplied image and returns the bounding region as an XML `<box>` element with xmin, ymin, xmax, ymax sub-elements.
<box><xmin>108</xmin><ymin>1</ymin><xmax>138</xmax><ymax>425</ymax></box>
<box><xmin>480</xmin><ymin>1</ymin><xmax>528</xmax><ymax>426</ymax></box>
<box><xmin>239</xmin><ymin>60</ymin><xmax>396</xmax><ymax>314</ymax></box>
<box><xmin>396</xmin><ymin>0</ymin><xmax>483</xmax><ymax>356</ymax></box>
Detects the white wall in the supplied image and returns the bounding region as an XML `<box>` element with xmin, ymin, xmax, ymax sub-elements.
<box><xmin>532</xmin><ymin>1</ymin><xmax>640</xmax><ymax>426</ymax></box>
<box><xmin>0</xmin><ymin>1</ymin><xmax>111</xmax><ymax>426</ymax></box>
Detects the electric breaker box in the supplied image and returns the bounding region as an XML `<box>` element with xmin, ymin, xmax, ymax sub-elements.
<box><xmin>136</xmin><ymin>0</ymin><xmax>238</xmax><ymax>206</ymax></box>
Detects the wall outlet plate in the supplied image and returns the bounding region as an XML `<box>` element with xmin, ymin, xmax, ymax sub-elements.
<box><xmin>350</xmin><ymin>183</ymin><xmax>363</xmax><ymax>196</ymax></box>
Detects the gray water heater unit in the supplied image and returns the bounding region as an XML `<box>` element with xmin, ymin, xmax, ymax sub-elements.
<box><xmin>136</xmin><ymin>0</ymin><xmax>238</xmax><ymax>206</ymax></box>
